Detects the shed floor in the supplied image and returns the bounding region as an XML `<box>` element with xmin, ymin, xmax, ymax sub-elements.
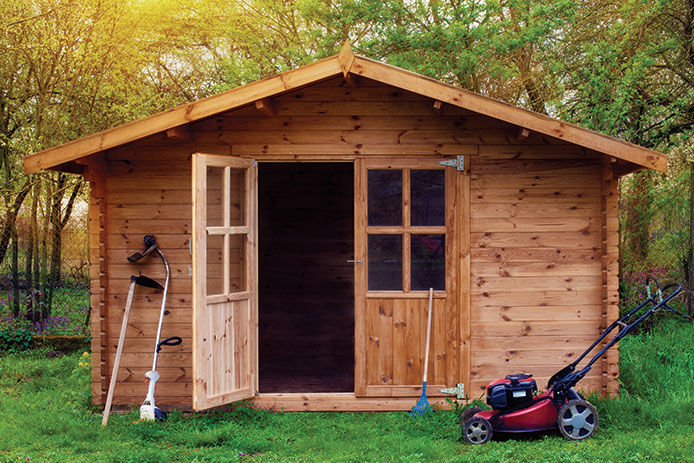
<box><xmin>258</xmin><ymin>163</ymin><xmax>354</xmax><ymax>393</ymax></box>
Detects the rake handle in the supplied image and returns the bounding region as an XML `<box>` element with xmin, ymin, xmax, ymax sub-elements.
<box><xmin>102</xmin><ymin>276</ymin><xmax>137</xmax><ymax>426</ymax></box>
<box><xmin>422</xmin><ymin>288</ymin><xmax>433</xmax><ymax>383</ymax></box>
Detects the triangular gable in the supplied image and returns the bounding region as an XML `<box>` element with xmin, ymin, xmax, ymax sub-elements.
<box><xmin>23</xmin><ymin>42</ymin><xmax>667</xmax><ymax>174</ymax></box>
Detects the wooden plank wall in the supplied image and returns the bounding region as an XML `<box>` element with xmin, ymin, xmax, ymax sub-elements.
<box><xmin>469</xmin><ymin>153</ymin><xmax>606</xmax><ymax>396</ymax></box>
<box><xmin>93</xmin><ymin>143</ymin><xmax>230</xmax><ymax>405</ymax></box>
<box><xmin>91</xmin><ymin>75</ymin><xmax>613</xmax><ymax>406</ymax></box>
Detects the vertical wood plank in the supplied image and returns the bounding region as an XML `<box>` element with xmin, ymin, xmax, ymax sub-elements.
<box><xmin>249</xmin><ymin>164</ymin><xmax>258</xmax><ymax>393</ymax></box>
<box><xmin>406</xmin><ymin>299</ymin><xmax>421</xmax><ymax>385</ymax></box>
<box><xmin>433</xmin><ymin>299</ymin><xmax>446</xmax><ymax>384</ymax></box>
<box><xmin>239</xmin><ymin>299</ymin><xmax>250</xmax><ymax>391</ymax></box>
<box><xmin>392</xmin><ymin>299</ymin><xmax>407</xmax><ymax>384</ymax></box>
<box><xmin>354</xmin><ymin>158</ymin><xmax>367</xmax><ymax>395</ymax></box>
<box><xmin>379</xmin><ymin>299</ymin><xmax>394</xmax><ymax>385</ymax></box>
<box><xmin>403</xmin><ymin>169</ymin><xmax>411</xmax><ymax>292</ymax></box>
<box><xmin>367</xmin><ymin>299</ymin><xmax>381</xmax><ymax>386</ymax></box>
<box><xmin>459</xmin><ymin>161</ymin><xmax>472</xmax><ymax>391</ymax></box>
<box><xmin>223</xmin><ymin>167</ymin><xmax>230</xmax><ymax>295</ymax></box>
<box><xmin>445</xmin><ymin>166</ymin><xmax>458</xmax><ymax>386</ymax></box>
<box><xmin>192</xmin><ymin>154</ymin><xmax>207</xmax><ymax>408</ymax></box>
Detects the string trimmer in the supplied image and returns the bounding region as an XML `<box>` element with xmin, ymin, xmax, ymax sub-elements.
<box><xmin>128</xmin><ymin>235</ymin><xmax>182</xmax><ymax>421</ymax></box>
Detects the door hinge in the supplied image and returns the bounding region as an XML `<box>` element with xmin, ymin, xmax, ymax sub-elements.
<box><xmin>439</xmin><ymin>155</ymin><xmax>465</xmax><ymax>171</ymax></box>
<box><xmin>439</xmin><ymin>383</ymin><xmax>466</xmax><ymax>399</ymax></box>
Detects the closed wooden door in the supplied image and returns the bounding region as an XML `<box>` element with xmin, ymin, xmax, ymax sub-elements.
<box><xmin>192</xmin><ymin>154</ymin><xmax>257</xmax><ymax>410</ymax></box>
<box><xmin>355</xmin><ymin>158</ymin><xmax>460</xmax><ymax>397</ymax></box>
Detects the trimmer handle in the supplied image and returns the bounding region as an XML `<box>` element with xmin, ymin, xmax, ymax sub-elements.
<box><xmin>143</xmin><ymin>234</ymin><xmax>157</xmax><ymax>249</ymax></box>
<box><xmin>156</xmin><ymin>336</ymin><xmax>182</xmax><ymax>353</ymax></box>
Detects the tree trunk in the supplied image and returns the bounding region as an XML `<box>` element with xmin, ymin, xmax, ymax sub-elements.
<box><xmin>38</xmin><ymin>179</ymin><xmax>52</xmax><ymax>319</ymax></box>
<box><xmin>0</xmin><ymin>179</ymin><xmax>32</xmax><ymax>267</ymax></box>
<box><xmin>25</xmin><ymin>188</ymin><xmax>37</xmax><ymax>322</ymax></box>
<box><xmin>44</xmin><ymin>175</ymin><xmax>81</xmax><ymax>319</ymax></box>
<box><xmin>10</xmin><ymin>225</ymin><xmax>19</xmax><ymax>318</ymax></box>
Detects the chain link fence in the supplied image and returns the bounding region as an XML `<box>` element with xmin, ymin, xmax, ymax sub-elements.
<box><xmin>0</xmin><ymin>186</ymin><xmax>90</xmax><ymax>338</ymax></box>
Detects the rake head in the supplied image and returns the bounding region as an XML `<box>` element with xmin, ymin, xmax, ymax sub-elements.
<box><xmin>409</xmin><ymin>388</ymin><xmax>433</xmax><ymax>418</ymax></box>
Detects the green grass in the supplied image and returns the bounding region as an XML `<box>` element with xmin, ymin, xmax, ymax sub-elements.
<box><xmin>0</xmin><ymin>322</ymin><xmax>693</xmax><ymax>462</ymax></box>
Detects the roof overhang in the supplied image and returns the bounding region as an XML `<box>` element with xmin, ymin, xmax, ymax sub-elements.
<box><xmin>23</xmin><ymin>42</ymin><xmax>667</xmax><ymax>174</ymax></box>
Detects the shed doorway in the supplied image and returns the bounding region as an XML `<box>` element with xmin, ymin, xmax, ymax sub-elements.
<box><xmin>258</xmin><ymin>163</ymin><xmax>354</xmax><ymax>393</ymax></box>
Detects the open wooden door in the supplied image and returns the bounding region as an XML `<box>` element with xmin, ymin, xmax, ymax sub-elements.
<box><xmin>192</xmin><ymin>154</ymin><xmax>257</xmax><ymax>410</ymax></box>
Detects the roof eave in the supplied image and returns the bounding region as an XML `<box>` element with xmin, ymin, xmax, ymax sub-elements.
<box><xmin>23</xmin><ymin>54</ymin><xmax>344</xmax><ymax>174</ymax></box>
<box><xmin>345</xmin><ymin>55</ymin><xmax>667</xmax><ymax>172</ymax></box>
<box><xmin>23</xmin><ymin>42</ymin><xmax>668</xmax><ymax>174</ymax></box>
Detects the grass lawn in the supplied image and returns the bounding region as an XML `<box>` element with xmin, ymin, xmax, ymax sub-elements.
<box><xmin>0</xmin><ymin>321</ymin><xmax>692</xmax><ymax>463</ymax></box>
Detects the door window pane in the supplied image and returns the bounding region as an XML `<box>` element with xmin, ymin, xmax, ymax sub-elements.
<box><xmin>206</xmin><ymin>166</ymin><xmax>224</xmax><ymax>227</ymax></box>
<box><xmin>411</xmin><ymin>234</ymin><xmax>445</xmax><ymax>290</ymax></box>
<box><xmin>230</xmin><ymin>168</ymin><xmax>246</xmax><ymax>226</ymax></box>
<box><xmin>368</xmin><ymin>170</ymin><xmax>402</xmax><ymax>226</ymax></box>
<box><xmin>411</xmin><ymin>170</ymin><xmax>445</xmax><ymax>226</ymax></box>
<box><xmin>206</xmin><ymin>234</ymin><xmax>224</xmax><ymax>295</ymax></box>
<box><xmin>368</xmin><ymin>234</ymin><xmax>402</xmax><ymax>290</ymax></box>
<box><xmin>229</xmin><ymin>233</ymin><xmax>246</xmax><ymax>292</ymax></box>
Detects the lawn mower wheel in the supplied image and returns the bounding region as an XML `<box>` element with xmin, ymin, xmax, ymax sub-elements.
<box><xmin>462</xmin><ymin>416</ymin><xmax>493</xmax><ymax>444</ymax></box>
<box><xmin>557</xmin><ymin>399</ymin><xmax>598</xmax><ymax>441</ymax></box>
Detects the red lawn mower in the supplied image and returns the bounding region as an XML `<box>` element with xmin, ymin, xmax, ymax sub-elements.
<box><xmin>461</xmin><ymin>278</ymin><xmax>685</xmax><ymax>444</ymax></box>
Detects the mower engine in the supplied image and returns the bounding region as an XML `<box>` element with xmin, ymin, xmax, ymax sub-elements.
<box><xmin>486</xmin><ymin>374</ymin><xmax>538</xmax><ymax>410</ymax></box>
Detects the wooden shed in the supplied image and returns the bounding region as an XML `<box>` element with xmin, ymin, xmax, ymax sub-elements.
<box><xmin>24</xmin><ymin>43</ymin><xmax>668</xmax><ymax>411</ymax></box>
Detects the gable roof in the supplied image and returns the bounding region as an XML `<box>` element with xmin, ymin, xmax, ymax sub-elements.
<box><xmin>23</xmin><ymin>42</ymin><xmax>667</xmax><ymax>174</ymax></box>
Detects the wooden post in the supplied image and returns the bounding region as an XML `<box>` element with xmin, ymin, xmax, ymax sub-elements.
<box><xmin>601</xmin><ymin>157</ymin><xmax>619</xmax><ymax>397</ymax></box>
<box><xmin>84</xmin><ymin>154</ymin><xmax>109</xmax><ymax>404</ymax></box>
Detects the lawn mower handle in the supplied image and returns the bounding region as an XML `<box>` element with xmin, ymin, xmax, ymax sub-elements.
<box><xmin>548</xmin><ymin>281</ymin><xmax>683</xmax><ymax>395</ymax></box>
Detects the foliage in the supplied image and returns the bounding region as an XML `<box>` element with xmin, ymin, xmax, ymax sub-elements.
<box><xmin>0</xmin><ymin>326</ymin><xmax>31</xmax><ymax>353</ymax></box>
<box><xmin>0</xmin><ymin>0</ymin><xmax>692</xmax><ymax>323</ymax></box>
<box><xmin>0</xmin><ymin>323</ymin><xmax>692</xmax><ymax>462</ymax></box>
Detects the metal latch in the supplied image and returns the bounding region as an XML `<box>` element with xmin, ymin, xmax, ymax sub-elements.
<box><xmin>439</xmin><ymin>383</ymin><xmax>465</xmax><ymax>399</ymax></box>
<box><xmin>439</xmin><ymin>155</ymin><xmax>465</xmax><ymax>171</ymax></box>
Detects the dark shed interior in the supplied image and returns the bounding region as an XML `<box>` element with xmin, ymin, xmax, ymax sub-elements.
<box><xmin>258</xmin><ymin>163</ymin><xmax>354</xmax><ymax>393</ymax></box>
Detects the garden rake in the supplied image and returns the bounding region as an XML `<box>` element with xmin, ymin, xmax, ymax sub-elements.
<box><xmin>410</xmin><ymin>288</ymin><xmax>434</xmax><ymax>417</ymax></box>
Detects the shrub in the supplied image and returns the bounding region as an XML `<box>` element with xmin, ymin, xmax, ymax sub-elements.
<box><xmin>0</xmin><ymin>327</ymin><xmax>32</xmax><ymax>353</ymax></box>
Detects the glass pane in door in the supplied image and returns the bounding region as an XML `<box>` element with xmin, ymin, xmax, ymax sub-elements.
<box><xmin>411</xmin><ymin>234</ymin><xmax>445</xmax><ymax>290</ymax></box>
<box><xmin>206</xmin><ymin>166</ymin><xmax>224</xmax><ymax>227</ymax></box>
<box><xmin>206</xmin><ymin>233</ymin><xmax>224</xmax><ymax>295</ymax></box>
<box><xmin>411</xmin><ymin>170</ymin><xmax>445</xmax><ymax>226</ymax></box>
<box><xmin>368</xmin><ymin>170</ymin><xmax>402</xmax><ymax>226</ymax></box>
<box><xmin>230</xmin><ymin>168</ymin><xmax>246</xmax><ymax>226</ymax></box>
<box><xmin>228</xmin><ymin>233</ymin><xmax>247</xmax><ymax>292</ymax></box>
<box><xmin>368</xmin><ymin>234</ymin><xmax>403</xmax><ymax>290</ymax></box>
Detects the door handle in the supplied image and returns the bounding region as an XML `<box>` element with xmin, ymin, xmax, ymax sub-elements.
<box><xmin>347</xmin><ymin>259</ymin><xmax>362</xmax><ymax>263</ymax></box>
